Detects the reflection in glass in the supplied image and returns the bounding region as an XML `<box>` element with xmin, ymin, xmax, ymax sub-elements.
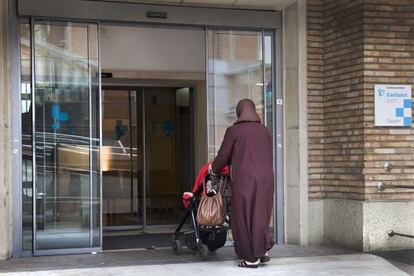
<box><xmin>264</xmin><ymin>33</ymin><xmax>274</xmax><ymax>228</ymax></box>
<box><xmin>207</xmin><ymin>30</ymin><xmax>275</xmax><ymax>238</ymax></box>
<box><xmin>265</xmin><ymin>33</ymin><xmax>273</xmax><ymax>134</ymax></box>
<box><xmin>102</xmin><ymin>89</ymin><xmax>141</xmax><ymax>227</ymax></box>
<box><xmin>207</xmin><ymin>30</ymin><xmax>270</xmax><ymax>159</ymax></box>
<box><xmin>101</xmin><ymin>87</ymin><xmax>192</xmax><ymax>228</ymax></box>
<box><xmin>33</xmin><ymin>22</ymin><xmax>100</xmax><ymax>250</ymax></box>
<box><xmin>20</xmin><ymin>23</ymin><xmax>33</xmax><ymax>252</ymax></box>
<box><xmin>145</xmin><ymin>87</ymin><xmax>192</xmax><ymax>225</ymax></box>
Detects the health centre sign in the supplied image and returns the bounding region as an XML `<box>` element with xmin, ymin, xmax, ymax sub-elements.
<box><xmin>375</xmin><ymin>84</ymin><xmax>412</xmax><ymax>127</ymax></box>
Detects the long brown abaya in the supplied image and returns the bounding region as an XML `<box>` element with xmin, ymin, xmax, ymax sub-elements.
<box><xmin>212</xmin><ymin>99</ymin><xmax>274</xmax><ymax>262</ymax></box>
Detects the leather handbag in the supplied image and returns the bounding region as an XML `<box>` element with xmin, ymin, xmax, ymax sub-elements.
<box><xmin>196</xmin><ymin>175</ymin><xmax>227</xmax><ymax>226</ymax></box>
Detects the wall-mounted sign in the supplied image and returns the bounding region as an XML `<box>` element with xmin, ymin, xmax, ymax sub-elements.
<box><xmin>375</xmin><ymin>84</ymin><xmax>412</xmax><ymax>127</ymax></box>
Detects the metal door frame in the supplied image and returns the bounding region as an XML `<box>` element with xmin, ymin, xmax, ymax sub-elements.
<box><xmin>30</xmin><ymin>19</ymin><xmax>101</xmax><ymax>257</ymax></box>
<box><xmin>100</xmin><ymin>84</ymin><xmax>198</xmax><ymax>235</ymax></box>
<box><xmin>17</xmin><ymin>0</ymin><xmax>281</xmax><ymax>30</ymax></box>
<box><xmin>205</xmin><ymin>28</ymin><xmax>283</xmax><ymax>244</ymax></box>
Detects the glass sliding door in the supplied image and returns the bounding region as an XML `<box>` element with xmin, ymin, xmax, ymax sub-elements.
<box><xmin>33</xmin><ymin>21</ymin><xmax>100</xmax><ymax>253</ymax></box>
<box><xmin>144</xmin><ymin>87</ymin><xmax>193</xmax><ymax>226</ymax></box>
<box><xmin>102</xmin><ymin>88</ymin><xmax>142</xmax><ymax>229</ymax></box>
<box><xmin>207</xmin><ymin>30</ymin><xmax>273</xmax><ymax>159</ymax></box>
<box><xmin>207</xmin><ymin>29</ymin><xmax>275</xmax><ymax>238</ymax></box>
<box><xmin>100</xmin><ymin>87</ymin><xmax>193</xmax><ymax>230</ymax></box>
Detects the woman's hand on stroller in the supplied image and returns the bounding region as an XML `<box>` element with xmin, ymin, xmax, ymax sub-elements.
<box><xmin>208</xmin><ymin>163</ymin><xmax>216</xmax><ymax>176</ymax></box>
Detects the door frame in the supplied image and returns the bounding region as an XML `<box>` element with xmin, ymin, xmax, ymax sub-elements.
<box><xmin>17</xmin><ymin>0</ymin><xmax>281</xmax><ymax>30</ymax></box>
<box><xmin>27</xmin><ymin>19</ymin><xmax>101</xmax><ymax>256</ymax></box>
<box><xmin>100</xmin><ymin>87</ymin><xmax>143</xmax><ymax>233</ymax></box>
<box><xmin>100</xmin><ymin>83</ymin><xmax>197</xmax><ymax>234</ymax></box>
<box><xmin>10</xmin><ymin>1</ymin><xmax>284</xmax><ymax>257</ymax></box>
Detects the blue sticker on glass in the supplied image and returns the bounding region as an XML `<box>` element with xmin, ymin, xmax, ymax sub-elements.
<box><xmin>404</xmin><ymin>117</ymin><xmax>412</xmax><ymax>126</ymax></box>
<box><xmin>52</xmin><ymin>105</ymin><xmax>60</xmax><ymax>118</ymax></box>
<box><xmin>164</xmin><ymin>120</ymin><xmax>175</xmax><ymax>137</ymax></box>
<box><xmin>51</xmin><ymin>104</ymin><xmax>69</xmax><ymax>130</ymax></box>
<box><xmin>59</xmin><ymin>113</ymin><xmax>69</xmax><ymax>121</ymax></box>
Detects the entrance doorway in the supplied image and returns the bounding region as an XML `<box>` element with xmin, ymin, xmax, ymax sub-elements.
<box><xmin>99</xmin><ymin>25</ymin><xmax>204</xmax><ymax>250</ymax></box>
<box><xmin>19</xmin><ymin>17</ymin><xmax>277</xmax><ymax>256</ymax></box>
<box><xmin>101</xmin><ymin>86</ymin><xmax>194</xmax><ymax>249</ymax></box>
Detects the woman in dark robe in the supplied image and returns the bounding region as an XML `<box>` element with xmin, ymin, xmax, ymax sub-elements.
<box><xmin>211</xmin><ymin>98</ymin><xmax>274</xmax><ymax>268</ymax></box>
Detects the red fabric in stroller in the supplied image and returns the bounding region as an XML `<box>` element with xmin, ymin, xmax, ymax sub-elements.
<box><xmin>182</xmin><ymin>162</ymin><xmax>229</xmax><ymax>208</ymax></box>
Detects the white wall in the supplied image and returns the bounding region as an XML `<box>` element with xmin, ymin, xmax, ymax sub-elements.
<box><xmin>100</xmin><ymin>25</ymin><xmax>205</xmax><ymax>72</ymax></box>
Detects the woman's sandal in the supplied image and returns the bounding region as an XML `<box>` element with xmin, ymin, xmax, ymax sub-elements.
<box><xmin>238</xmin><ymin>260</ymin><xmax>259</xmax><ymax>268</ymax></box>
<box><xmin>260</xmin><ymin>255</ymin><xmax>270</xmax><ymax>263</ymax></box>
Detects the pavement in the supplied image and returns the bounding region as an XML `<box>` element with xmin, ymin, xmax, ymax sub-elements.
<box><xmin>373</xmin><ymin>249</ymin><xmax>414</xmax><ymax>275</ymax></box>
<box><xmin>0</xmin><ymin>245</ymin><xmax>411</xmax><ymax>276</ymax></box>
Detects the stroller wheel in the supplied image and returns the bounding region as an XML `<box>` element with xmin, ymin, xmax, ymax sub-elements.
<box><xmin>171</xmin><ymin>238</ymin><xmax>182</xmax><ymax>254</ymax></box>
<box><xmin>197</xmin><ymin>244</ymin><xmax>209</xmax><ymax>260</ymax></box>
<box><xmin>208</xmin><ymin>249</ymin><xmax>217</xmax><ymax>254</ymax></box>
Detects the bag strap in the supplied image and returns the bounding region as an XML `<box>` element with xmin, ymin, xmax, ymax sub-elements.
<box><xmin>202</xmin><ymin>174</ymin><xmax>208</xmax><ymax>195</ymax></box>
<box><xmin>218</xmin><ymin>175</ymin><xmax>227</xmax><ymax>194</ymax></box>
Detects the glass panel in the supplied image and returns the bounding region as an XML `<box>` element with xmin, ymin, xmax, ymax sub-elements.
<box><xmin>265</xmin><ymin>33</ymin><xmax>273</xmax><ymax>134</ymax></box>
<box><xmin>145</xmin><ymin>87</ymin><xmax>192</xmax><ymax>225</ymax></box>
<box><xmin>33</xmin><ymin>22</ymin><xmax>100</xmax><ymax>250</ymax></box>
<box><xmin>20</xmin><ymin>23</ymin><xmax>33</xmax><ymax>252</ymax></box>
<box><xmin>102</xmin><ymin>89</ymin><xmax>141</xmax><ymax>227</ymax></box>
<box><xmin>131</xmin><ymin>90</ymin><xmax>143</xmax><ymax>227</ymax></box>
<box><xmin>175</xmin><ymin>88</ymin><xmax>193</xmax><ymax>200</ymax></box>
<box><xmin>207</xmin><ymin>29</ymin><xmax>275</xmax><ymax>240</ymax></box>
<box><xmin>89</xmin><ymin>26</ymin><xmax>100</xmax><ymax>248</ymax></box>
<box><xmin>264</xmin><ymin>33</ymin><xmax>274</xmax><ymax>229</ymax></box>
<box><xmin>207</xmin><ymin>30</ymin><xmax>265</xmax><ymax>159</ymax></box>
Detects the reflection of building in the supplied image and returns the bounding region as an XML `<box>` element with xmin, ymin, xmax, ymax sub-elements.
<box><xmin>208</xmin><ymin>31</ymin><xmax>273</xmax><ymax>158</ymax></box>
<box><xmin>0</xmin><ymin>0</ymin><xmax>413</xmax><ymax>264</ymax></box>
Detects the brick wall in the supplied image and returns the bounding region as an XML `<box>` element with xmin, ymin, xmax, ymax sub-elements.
<box><xmin>307</xmin><ymin>0</ymin><xmax>325</xmax><ymax>199</ymax></box>
<box><xmin>363</xmin><ymin>0</ymin><xmax>414</xmax><ymax>201</ymax></box>
<box><xmin>308</xmin><ymin>0</ymin><xmax>365</xmax><ymax>200</ymax></box>
<box><xmin>307</xmin><ymin>0</ymin><xmax>414</xmax><ymax>201</ymax></box>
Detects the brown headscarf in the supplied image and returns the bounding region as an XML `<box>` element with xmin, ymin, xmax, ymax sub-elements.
<box><xmin>235</xmin><ymin>98</ymin><xmax>261</xmax><ymax>124</ymax></box>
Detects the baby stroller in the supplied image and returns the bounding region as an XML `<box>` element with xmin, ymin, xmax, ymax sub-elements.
<box><xmin>171</xmin><ymin>164</ymin><xmax>231</xmax><ymax>260</ymax></box>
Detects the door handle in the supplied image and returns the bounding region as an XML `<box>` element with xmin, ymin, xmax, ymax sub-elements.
<box><xmin>36</xmin><ymin>192</ymin><xmax>45</xmax><ymax>199</ymax></box>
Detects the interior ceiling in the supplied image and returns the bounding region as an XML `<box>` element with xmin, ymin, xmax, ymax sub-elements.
<box><xmin>95</xmin><ymin>0</ymin><xmax>296</xmax><ymax>11</ymax></box>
